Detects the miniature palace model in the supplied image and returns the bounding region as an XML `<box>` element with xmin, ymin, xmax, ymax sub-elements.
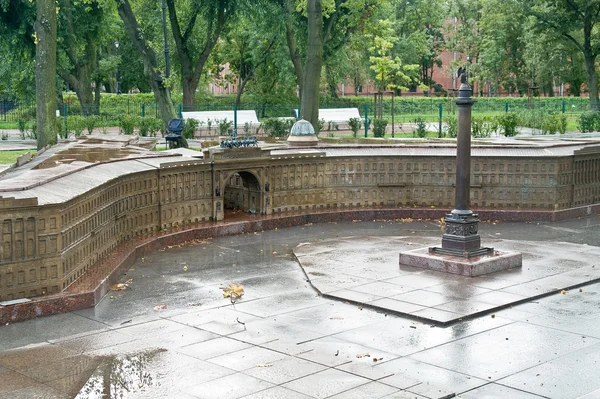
<box><xmin>1</xmin><ymin>136</ymin><xmax>600</xmax><ymax>303</ymax></box>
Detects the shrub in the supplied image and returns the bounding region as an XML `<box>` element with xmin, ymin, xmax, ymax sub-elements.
<box><xmin>373</xmin><ymin>119</ymin><xmax>388</xmax><ymax>138</ymax></box>
<box><xmin>217</xmin><ymin>118</ymin><xmax>233</xmax><ymax>136</ymax></box>
<box><xmin>182</xmin><ymin>118</ymin><xmax>199</xmax><ymax>139</ymax></box>
<box><xmin>498</xmin><ymin>112</ymin><xmax>519</xmax><ymax>137</ymax></box>
<box><xmin>56</xmin><ymin>118</ymin><xmax>67</xmax><ymax>139</ymax></box>
<box><xmin>84</xmin><ymin>115</ymin><xmax>99</xmax><ymax>135</ymax></box>
<box><xmin>348</xmin><ymin>117</ymin><xmax>362</xmax><ymax>138</ymax></box>
<box><xmin>261</xmin><ymin>118</ymin><xmax>292</xmax><ymax>137</ymax></box>
<box><xmin>471</xmin><ymin>116</ymin><xmax>497</xmax><ymax>138</ymax></box>
<box><xmin>413</xmin><ymin>117</ymin><xmax>427</xmax><ymax>138</ymax></box>
<box><xmin>243</xmin><ymin>122</ymin><xmax>251</xmax><ymax>136</ymax></box>
<box><xmin>540</xmin><ymin>113</ymin><xmax>560</xmax><ymax>135</ymax></box>
<box><xmin>443</xmin><ymin>115</ymin><xmax>457</xmax><ymax>138</ymax></box>
<box><xmin>28</xmin><ymin>120</ymin><xmax>37</xmax><ymax>139</ymax></box>
<box><xmin>317</xmin><ymin>118</ymin><xmax>325</xmax><ymax>133</ymax></box>
<box><xmin>17</xmin><ymin>119</ymin><xmax>27</xmax><ymax>139</ymax></box>
<box><xmin>558</xmin><ymin>113</ymin><xmax>567</xmax><ymax>134</ymax></box>
<box><xmin>578</xmin><ymin>111</ymin><xmax>600</xmax><ymax>132</ymax></box>
<box><xmin>119</xmin><ymin>114</ymin><xmax>138</xmax><ymax>135</ymax></box>
<box><xmin>68</xmin><ymin>116</ymin><xmax>87</xmax><ymax>137</ymax></box>
<box><xmin>138</xmin><ymin>118</ymin><xmax>153</xmax><ymax>137</ymax></box>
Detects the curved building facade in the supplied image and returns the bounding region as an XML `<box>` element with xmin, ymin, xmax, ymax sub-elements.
<box><xmin>1</xmin><ymin>138</ymin><xmax>600</xmax><ymax>302</ymax></box>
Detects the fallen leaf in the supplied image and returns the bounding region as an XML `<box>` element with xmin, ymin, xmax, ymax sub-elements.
<box><xmin>222</xmin><ymin>282</ymin><xmax>245</xmax><ymax>302</ymax></box>
<box><xmin>256</xmin><ymin>363</ymin><xmax>272</xmax><ymax>368</ymax></box>
<box><xmin>183</xmin><ymin>265</ymin><xmax>188</xmax><ymax>271</ymax></box>
<box><xmin>153</xmin><ymin>305</ymin><xmax>167</xmax><ymax>311</ymax></box>
<box><xmin>112</xmin><ymin>283</ymin><xmax>128</xmax><ymax>291</ymax></box>
<box><xmin>561</xmin><ymin>289</ymin><xmax>568</xmax><ymax>295</ymax></box>
<box><xmin>356</xmin><ymin>353</ymin><xmax>370</xmax><ymax>358</ymax></box>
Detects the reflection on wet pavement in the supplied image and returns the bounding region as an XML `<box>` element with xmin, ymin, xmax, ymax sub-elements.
<box><xmin>75</xmin><ymin>349</ymin><xmax>164</xmax><ymax>398</ymax></box>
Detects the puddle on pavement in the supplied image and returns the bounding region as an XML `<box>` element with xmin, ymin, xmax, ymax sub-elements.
<box><xmin>75</xmin><ymin>348</ymin><xmax>166</xmax><ymax>398</ymax></box>
<box><xmin>33</xmin><ymin>147</ymin><xmax>140</xmax><ymax>169</ymax></box>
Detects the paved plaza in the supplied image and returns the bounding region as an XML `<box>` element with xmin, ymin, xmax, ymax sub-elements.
<box><xmin>1</xmin><ymin>217</ymin><xmax>600</xmax><ymax>398</ymax></box>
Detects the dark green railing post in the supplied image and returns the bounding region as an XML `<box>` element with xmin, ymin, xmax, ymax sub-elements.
<box><xmin>438</xmin><ymin>103</ymin><xmax>443</xmax><ymax>138</ymax></box>
<box><xmin>141</xmin><ymin>103</ymin><xmax>145</xmax><ymax>117</ymax></box>
<box><xmin>505</xmin><ymin>102</ymin><xmax>509</xmax><ymax>113</ymax></box>
<box><xmin>178</xmin><ymin>104</ymin><xmax>183</xmax><ymax>119</ymax></box>
<box><xmin>562</xmin><ymin>100</ymin><xmax>566</xmax><ymax>114</ymax></box>
<box><xmin>233</xmin><ymin>103</ymin><xmax>238</xmax><ymax>139</ymax></box>
<box><xmin>364</xmin><ymin>103</ymin><xmax>369</xmax><ymax>137</ymax></box>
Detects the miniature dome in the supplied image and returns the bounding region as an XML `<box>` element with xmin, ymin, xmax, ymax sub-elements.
<box><xmin>287</xmin><ymin>119</ymin><xmax>318</xmax><ymax>147</ymax></box>
<box><xmin>290</xmin><ymin>119</ymin><xmax>315</xmax><ymax>135</ymax></box>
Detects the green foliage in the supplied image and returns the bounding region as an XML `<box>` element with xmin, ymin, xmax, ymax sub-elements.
<box><xmin>317</xmin><ymin>118</ymin><xmax>325</xmax><ymax>132</ymax></box>
<box><xmin>578</xmin><ymin>111</ymin><xmax>600</xmax><ymax>132</ymax></box>
<box><xmin>182</xmin><ymin>118</ymin><xmax>199</xmax><ymax>139</ymax></box>
<box><xmin>540</xmin><ymin>113</ymin><xmax>567</xmax><ymax>135</ymax></box>
<box><xmin>217</xmin><ymin>119</ymin><xmax>233</xmax><ymax>136</ymax></box>
<box><xmin>17</xmin><ymin>119</ymin><xmax>27</xmax><ymax>139</ymax></box>
<box><xmin>56</xmin><ymin>118</ymin><xmax>67</xmax><ymax>139</ymax></box>
<box><xmin>29</xmin><ymin>120</ymin><xmax>37</xmax><ymax>139</ymax></box>
<box><xmin>498</xmin><ymin>113</ymin><xmax>519</xmax><ymax>137</ymax></box>
<box><xmin>1</xmin><ymin>131</ymin><xmax>8</xmax><ymax>140</ymax></box>
<box><xmin>261</xmin><ymin>118</ymin><xmax>293</xmax><ymax>138</ymax></box>
<box><xmin>119</xmin><ymin>114</ymin><xmax>138</xmax><ymax>135</ymax></box>
<box><xmin>373</xmin><ymin>119</ymin><xmax>388</xmax><ymax>137</ymax></box>
<box><xmin>139</xmin><ymin>117</ymin><xmax>163</xmax><ymax>137</ymax></box>
<box><xmin>68</xmin><ymin>116</ymin><xmax>87</xmax><ymax>137</ymax></box>
<box><xmin>84</xmin><ymin>116</ymin><xmax>99</xmax><ymax>135</ymax></box>
<box><xmin>413</xmin><ymin>118</ymin><xmax>427</xmax><ymax>138</ymax></box>
<box><xmin>444</xmin><ymin>115</ymin><xmax>457</xmax><ymax>138</ymax></box>
<box><xmin>348</xmin><ymin>117</ymin><xmax>362</xmax><ymax>137</ymax></box>
<box><xmin>471</xmin><ymin>116</ymin><xmax>498</xmax><ymax>138</ymax></box>
<box><xmin>243</xmin><ymin>122</ymin><xmax>251</xmax><ymax>136</ymax></box>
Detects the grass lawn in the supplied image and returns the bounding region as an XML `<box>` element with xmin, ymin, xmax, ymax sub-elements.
<box><xmin>0</xmin><ymin>150</ymin><xmax>35</xmax><ymax>164</ymax></box>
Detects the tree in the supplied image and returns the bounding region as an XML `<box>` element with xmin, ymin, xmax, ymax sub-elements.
<box><xmin>395</xmin><ymin>0</ymin><xmax>445</xmax><ymax>93</ymax></box>
<box><xmin>0</xmin><ymin>0</ymin><xmax>38</xmax><ymax>101</ymax></box>
<box><xmin>57</xmin><ymin>0</ymin><xmax>105</xmax><ymax>114</ymax></box>
<box><xmin>35</xmin><ymin>0</ymin><xmax>58</xmax><ymax>148</ymax></box>
<box><xmin>116</xmin><ymin>0</ymin><xmax>175</xmax><ymax>124</ymax></box>
<box><xmin>525</xmin><ymin>0</ymin><xmax>600</xmax><ymax>110</ymax></box>
<box><xmin>368</xmin><ymin>18</ymin><xmax>420</xmax><ymax>118</ymax></box>
<box><xmin>219</xmin><ymin>6</ymin><xmax>280</xmax><ymax>108</ymax></box>
<box><xmin>446</xmin><ymin>0</ymin><xmax>483</xmax><ymax>93</ymax></box>
<box><xmin>166</xmin><ymin>0</ymin><xmax>235</xmax><ymax>106</ymax></box>
<box><xmin>301</xmin><ymin>0</ymin><xmax>323</xmax><ymax>129</ymax></box>
<box><xmin>477</xmin><ymin>0</ymin><xmax>526</xmax><ymax>96</ymax></box>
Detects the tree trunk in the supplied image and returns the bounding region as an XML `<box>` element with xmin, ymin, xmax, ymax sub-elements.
<box><xmin>301</xmin><ymin>0</ymin><xmax>323</xmax><ymax>130</ymax></box>
<box><xmin>235</xmin><ymin>77</ymin><xmax>248</xmax><ymax>109</ymax></box>
<box><xmin>584</xmin><ymin>53</ymin><xmax>598</xmax><ymax>111</ymax></box>
<box><xmin>285</xmin><ymin>0</ymin><xmax>304</xmax><ymax>99</ymax></box>
<box><xmin>117</xmin><ymin>0</ymin><xmax>175</xmax><ymax>124</ymax></box>
<box><xmin>35</xmin><ymin>0</ymin><xmax>58</xmax><ymax>149</ymax></box>
<box><xmin>182</xmin><ymin>76</ymin><xmax>198</xmax><ymax>109</ymax></box>
<box><xmin>325</xmin><ymin>64</ymin><xmax>339</xmax><ymax>99</ymax></box>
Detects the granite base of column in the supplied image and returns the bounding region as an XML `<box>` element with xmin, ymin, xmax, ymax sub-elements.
<box><xmin>399</xmin><ymin>247</ymin><xmax>522</xmax><ymax>277</ymax></box>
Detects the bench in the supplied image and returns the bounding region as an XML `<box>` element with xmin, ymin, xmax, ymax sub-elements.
<box><xmin>293</xmin><ymin>108</ymin><xmax>363</xmax><ymax>123</ymax></box>
<box><xmin>182</xmin><ymin>110</ymin><xmax>260</xmax><ymax>127</ymax></box>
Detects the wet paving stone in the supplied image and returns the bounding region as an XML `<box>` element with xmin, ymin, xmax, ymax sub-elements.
<box><xmin>2</xmin><ymin>220</ymin><xmax>600</xmax><ymax>398</ymax></box>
